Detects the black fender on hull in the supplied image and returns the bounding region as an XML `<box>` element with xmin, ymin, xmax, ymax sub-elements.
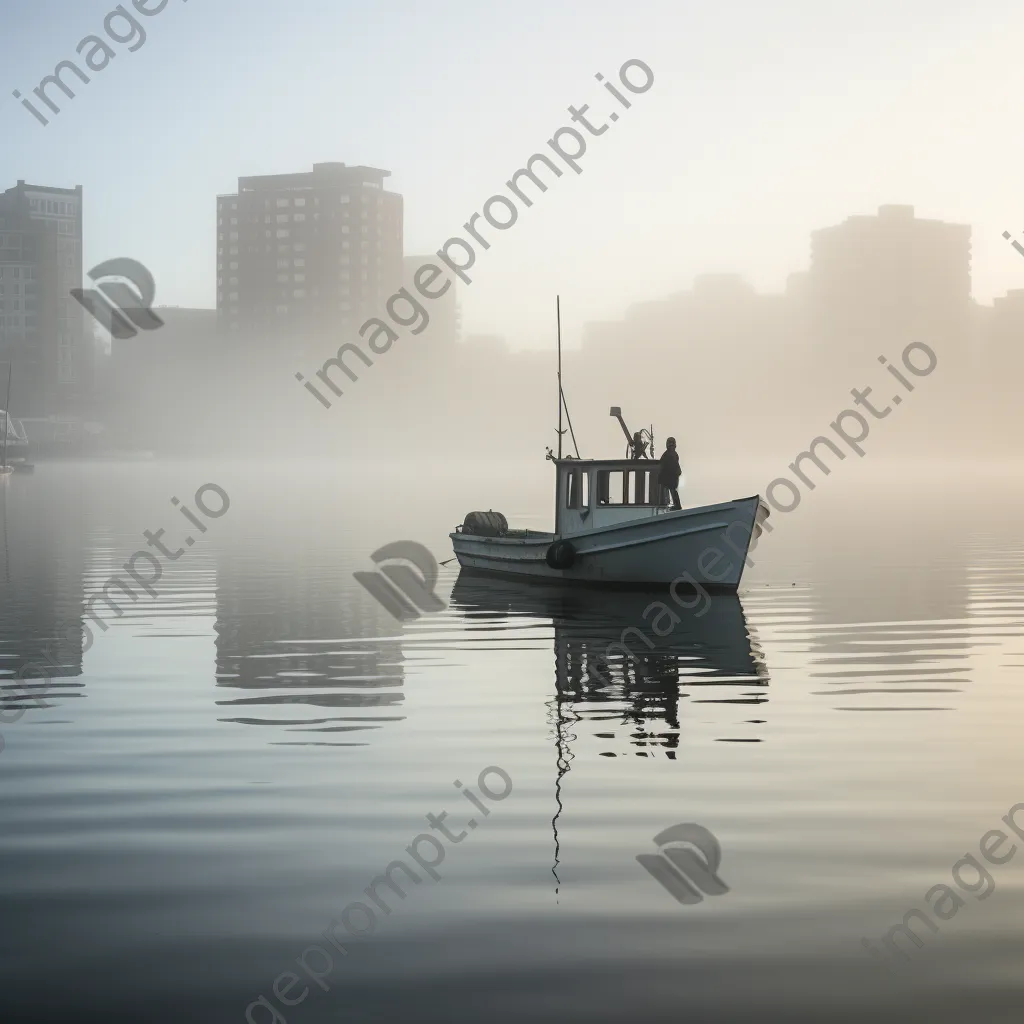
<box><xmin>545</xmin><ymin>539</ymin><xmax>577</xmax><ymax>570</ymax></box>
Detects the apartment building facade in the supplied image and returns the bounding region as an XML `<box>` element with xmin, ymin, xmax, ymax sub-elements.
<box><xmin>0</xmin><ymin>181</ymin><xmax>88</xmax><ymax>416</ymax></box>
<box><xmin>216</xmin><ymin>162</ymin><xmax>403</xmax><ymax>353</ymax></box>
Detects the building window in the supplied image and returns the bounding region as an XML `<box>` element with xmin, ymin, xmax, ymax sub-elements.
<box><xmin>292</xmin><ymin>289</ymin><xmax>305</xmax><ymax>298</ymax></box>
<box><xmin>293</xmin><ymin>258</ymin><xmax>305</xmax><ymax>267</ymax></box>
<box><xmin>276</xmin><ymin>229</ymin><xmax>289</xmax><ymax>238</ymax></box>
<box><xmin>294</xmin><ymin>198</ymin><xmax>306</xmax><ymax>207</ymax></box>
<box><xmin>276</xmin><ymin>199</ymin><xmax>289</xmax><ymax>207</ymax></box>
<box><xmin>293</xmin><ymin>273</ymin><xmax>305</xmax><ymax>283</ymax></box>
<box><xmin>293</xmin><ymin>213</ymin><xmax>305</xmax><ymax>222</ymax></box>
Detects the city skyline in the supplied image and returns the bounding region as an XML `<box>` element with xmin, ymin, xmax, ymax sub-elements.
<box><xmin>7</xmin><ymin>170</ymin><xmax>1023</xmax><ymax>463</ymax></box>
<box><xmin>4</xmin><ymin>1</ymin><xmax>1024</xmax><ymax>354</ymax></box>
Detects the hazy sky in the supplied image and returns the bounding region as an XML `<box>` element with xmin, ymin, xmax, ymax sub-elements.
<box><xmin>3</xmin><ymin>0</ymin><xmax>1024</xmax><ymax>349</ymax></box>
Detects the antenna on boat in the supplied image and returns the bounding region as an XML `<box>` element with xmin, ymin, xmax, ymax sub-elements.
<box><xmin>556</xmin><ymin>296</ymin><xmax>564</xmax><ymax>460</ymax></box>
<box><xmin>554</xmin><ymin>297</ymin><xmax>580</xmax><ymax>459</ymax></box>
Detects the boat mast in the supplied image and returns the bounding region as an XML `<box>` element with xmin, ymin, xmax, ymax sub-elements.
<box><xmin>554</xmin><ymin>298</ymin><xmax>580</xmax><ymax>460</ymax></box>
<box><xmin>556</xmin><ymin>296</ymin><xmax>563</xmax><ymax>460</ymax></box>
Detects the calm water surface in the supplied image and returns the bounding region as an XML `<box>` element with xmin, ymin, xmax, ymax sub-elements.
<box><xmin>1</xmin><ymin>459</ymin><xmax>1023</xmax><ymax>1023</ymax></box>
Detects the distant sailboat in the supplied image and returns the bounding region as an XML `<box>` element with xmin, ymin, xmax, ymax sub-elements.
<box><xmin>0</xmin><ymin>364</ymin><xmax>31</xmax><ymax>474</ymax></box>
<box><xmin>0</xmin><ymin>364</ymin><xmax>13</xmax><ymax>477</ymax></box>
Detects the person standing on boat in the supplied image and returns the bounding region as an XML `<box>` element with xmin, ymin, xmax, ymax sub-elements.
<box><xmin>659</xmin><ymin>437</ymin><xmax>682</xmax><ymax>511</ymax></box>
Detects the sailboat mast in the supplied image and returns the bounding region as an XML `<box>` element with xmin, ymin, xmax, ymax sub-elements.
<box><xmin>2</xmin><ymin>363</ymin><xmax>11</xmax><ymax>470</ymax></box>
<box><xmin>556</xmin><ymin>295</ymin><xmax>563</xmax><ymax>460</ymax></box>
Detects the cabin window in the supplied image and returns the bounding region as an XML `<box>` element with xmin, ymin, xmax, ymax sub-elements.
<box><xmin>566</xmin><ymin>469</ymin><xmax>586</xmax><ymax>509</ymax></box>
<box><xmin>596</xmin><ymin>468</ymin><xmax>660</xmax><ymax>506</ymax></box>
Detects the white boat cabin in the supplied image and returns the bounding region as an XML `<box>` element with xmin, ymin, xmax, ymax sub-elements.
<box><xmin>553</xmin><ymin>458</ymin><xmax>672</xmax><ymax>536</ymax></box>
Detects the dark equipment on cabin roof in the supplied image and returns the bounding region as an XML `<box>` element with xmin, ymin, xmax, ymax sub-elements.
<box><xmin>609</xmin><ymin>407</ymin><xmax>653</xmax><ymax>460</ymax></box>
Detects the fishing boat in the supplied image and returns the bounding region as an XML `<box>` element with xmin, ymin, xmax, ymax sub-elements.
<box><xmin>448</xmin><ymin>300</ymin><xmax>769</xmax><ymax>589</ymax></box>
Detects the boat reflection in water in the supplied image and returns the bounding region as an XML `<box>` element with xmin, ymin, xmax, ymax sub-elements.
<box><xmin>450</xmin><ymin>572</ymin><xmax>769</xmax><ymax>759</ymax></box>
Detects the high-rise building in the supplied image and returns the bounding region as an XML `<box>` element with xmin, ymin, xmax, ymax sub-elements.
<box><xmin>216</xmin><ymin>162</ymin><xmax>403</xmax><ymax>349</ymax></box>
<box><xmin>0</xmin><ymin>181</ymin><xmax>88</xmax><ymax>416</ymax></box>
<box><xmin>806</xmin><ymin>204</ymin><xmax>971</xmax><ymax>371</ymax></box>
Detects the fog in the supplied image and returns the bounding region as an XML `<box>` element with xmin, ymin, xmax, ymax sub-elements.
<box><xmin>1</xmin><ymin>0</ymin><xmax>1020</xmax><ymax>465</ymax></box>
